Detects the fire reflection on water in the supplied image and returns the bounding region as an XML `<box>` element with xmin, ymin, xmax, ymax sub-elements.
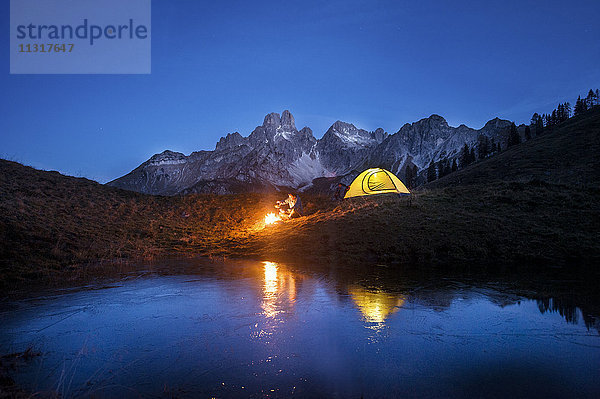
<box><xmin>262</xmin><ymin>261</ymin><xmax>280</xmax><ymax>318</ymax></box>
<box><xmin>261</xmin><ymin>261</ymin><xmax>297</xmax><ymax>319</ymax></box>
<box><xmin>260</xmin><ymin>261</ymin><xmax>405</xmax><ymax>331</ymax></box>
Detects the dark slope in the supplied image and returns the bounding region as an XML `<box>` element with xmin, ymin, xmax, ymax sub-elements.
<box><xmin>0</xmin><ymin>160</ymin><xmax>163</xmax><ymax>279</ymax></box>
<box><xmin>0</xmin><ymin>160</ymin><xmax>278</xmax><ymax>283</ymax></box>
<box><xmin>428</xmin><ymin>107</ymin><xmax>600</xmax><ymax>189</ymax></box>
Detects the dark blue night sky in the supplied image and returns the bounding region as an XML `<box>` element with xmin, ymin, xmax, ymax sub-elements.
<box><xmin>1</xmin><ymin>0</ymin><xmax>599</xmax><ymax>182</ymax></box>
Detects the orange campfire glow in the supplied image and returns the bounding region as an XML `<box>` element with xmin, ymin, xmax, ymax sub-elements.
<box><xmin>264</xmin><ymin>212</ymin><xmax>281</xmax><ymax>225</ymax></box>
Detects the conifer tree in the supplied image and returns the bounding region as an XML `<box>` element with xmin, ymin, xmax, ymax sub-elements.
<box><xmin>574</xmin><ymin>96</ymin><xmax>586</xmax><ymax>115</ymax></box>
<box><xmin>412</xmin><ymin>165</ymin><xmax>418</xmax><ymax>186</ymax></box>
<box><xmin>557</xmin><ymin>103</ymin><xmax>564</xmax><ymax>122</ymax></box>
<box><xmin>507</xmin><ymin>123</ymin><xmax>520</xmax><ymax>147</ymax></box>
<box><xmin>550</xmin><ymin>110</ymin><xmax>557</xmax><ymax>126</ymax></box>
<box><xmin>436</xmin><ymin>160</ymin><xmax>445</xmax><ymax>179</ymax></box>
<box><xmin>404</xmin><ymin>164</ymin><xmax>414</xmax><ymax>188</ymax></box>
<box><xmin>524</xmin><ymin>126</ymin><xmax>531</xmax><ymax>141</ymax></box>
<box><xmin>564</xmin><ymin>102</ymin><xmax>571</xmax><ymax>119</ymax></box>
<box><xmin>405</xmin><ymin>164</ymin><xmax>419</xmax><ymax>188</ymax></box>
<box><xmin>427</xmin><ymin>161</ymin><xmax>437</xmax><ymax>182</ymax></box>
<box><xmin>531</xmin><ymin>113</ymin><xmax>543</xmax><ymax>136</ymax></box>
<box><xmin>586</xmin><ymin>89</ymin><xmax>597</xmax><ymax>108</ymax></box>
<box><xmin>451</xmin><ymin>159</ymin><xmax>458</xmax><ymax>172</ymax></box>
<box><xmin>459</xmin><ymin>143</ymin><xmax>470</xmax><ymax>167</ymax></box>
<box><xmin>440</xmin><ymin>159</ymin><xmax>451</xmax><ymax>177</ymax></box>
<box><xmin>477</xmin><ymin>135</ymin><xmax>490</xmax><ymax>159</ymax></box>
<box><xmin>555</xmin><ymin>103</ymin><xmax>570</xmax><ymax>123</ymax></box>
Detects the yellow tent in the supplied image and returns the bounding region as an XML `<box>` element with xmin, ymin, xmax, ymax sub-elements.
<box><xmin>344</xmin><ymin>168</ymin><xmax>410</xmax><ymax>199</ymax></box>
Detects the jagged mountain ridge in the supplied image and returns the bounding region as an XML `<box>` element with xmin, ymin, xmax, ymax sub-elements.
<box><xmin>362</xmin><ymin>115</ymin><xmax>514</xmax><ymax>179</ymax></box>
<box><xmin>108</xmin><ymin>110</ymin><xmax>515</xmax><ymax>195</ymax></box>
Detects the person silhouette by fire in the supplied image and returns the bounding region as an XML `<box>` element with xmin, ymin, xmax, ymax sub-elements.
<box><xmin>275</xmin><ymin>193</ymin><xmax>303</xmax><ymax>219</ymax></box>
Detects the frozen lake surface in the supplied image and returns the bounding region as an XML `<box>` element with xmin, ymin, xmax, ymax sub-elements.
<box><xmin>1</xmin><ymin>259</ymin><xmax>599</xmax><ymax>398</ymax></box>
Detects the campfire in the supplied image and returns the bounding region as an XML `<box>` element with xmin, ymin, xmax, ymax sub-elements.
<box><xmin>264</xmin><ymin>195</ymin><xmax>297</xmax><ymax>226</ymax></box>
<box><xmin>264</xmin><ymin>212</ymin><xmax>281</xmax><ymax>225</ymax></box>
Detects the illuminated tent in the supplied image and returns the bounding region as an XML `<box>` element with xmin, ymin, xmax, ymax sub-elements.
<box><xmin>344</xmin><ymin>168</ymin><xmax>410</xmax><ymax>199</ymax></box>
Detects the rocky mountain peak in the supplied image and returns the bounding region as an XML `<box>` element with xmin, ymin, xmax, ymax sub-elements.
<box><xmin>148</xmin><ymin>150</ymin><xmax>187</xmax><ymax>166</ymax></box>
<box><xmin>330</xmin><ymin>120</ymin><xmax>356</xmax><ymax>132</ymax></box>
<box><xmin>326</xmin><ymin>121</ymin><xmax>374</xmax><ymax>144</ymax></box>
<box><xmin>215</xmin><ymin>132</ymin><xmax>246</xmax><ymax>151</ymax></box>
<box><xmin>281</xmin><ymin>110</ymin><xmax>296</xmax><ymax>130</ymax></box>
<box><xmin>420</xmin><ymin>114</ymin><xmax>449</xmax><ymax>129</ymax></box>
<box><xmin>263</xmin><ymin>112</ymin><xmax>281</xmax><ymax>127</ymax></box>
<box><xmin>314</xmin><ymin>120</ymin><xmax>387</xmax><ymax>175</ymax></box>
<box><xmin>372</xmin><ymin>127</ymin><xmax>387</xmax><ymax>143</ymax></box>
<box><xmin>149</xmin><ymin>150</ymin><xmax>184</xmax><ymax>161</ymax></box>
<box><xmin>298</xmin><ymin>126</ymin><xmax>316</xmax><ymax>142</ymax></box>
<box><xmin>395</xmin><ymin>115</ymin><xmax>452</xmax><ymax>141</ymax></box>
<box><xmin>483</xmin><ymin>117</ymin><xmax>512</xmax><ymax>130</ymax></box>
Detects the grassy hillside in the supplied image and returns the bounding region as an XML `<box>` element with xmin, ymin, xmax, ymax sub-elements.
<box><xmin>1</xmin><ymin>108</ymin><xmax>599</xmax><ymax>285</ymax></box>
<box><xmin>429</xmin><ymin>107</ymin><xmax>600</xmax><ymax>188</ymax></box>
<box><xmin>252</xmin><ymin>182</ymin><xmax>599</xmax><ymax>269</ymax></box>
<box><xmin>0</xmin><ymin>162</ymin><xmax>281</xmax><ymax>283</ymax></box>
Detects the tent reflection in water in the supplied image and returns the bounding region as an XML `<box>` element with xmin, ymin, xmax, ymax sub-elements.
<box><xmin>349</xmin><ymin>286</ymin><xmax>405</xmax><ymax>324</ymax></box>
<box><xmin>344</xmin><ymin>168</ymin><xmax>410</xmax><ymax>199</ymax></box>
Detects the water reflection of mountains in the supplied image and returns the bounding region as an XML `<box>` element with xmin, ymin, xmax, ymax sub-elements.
<box><xmin>116</xmin><ymin>258</ymin><xmax>600</xmax><ymax>332</ymax></box>
<box><xmin>325</xmin><ymin>263</ymin><xmax>600</xmax><ymax>332</ymax></box>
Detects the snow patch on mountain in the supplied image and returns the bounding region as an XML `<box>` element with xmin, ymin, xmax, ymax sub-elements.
<box><xmin>288</xmin><ymin>152</ymin><xmax>327</xmax><ymax>187</ymax></box>
<box><xmin>274</xmin><ymin>127</ymin><xmax>294</xmax><ymax>141</ymax></box>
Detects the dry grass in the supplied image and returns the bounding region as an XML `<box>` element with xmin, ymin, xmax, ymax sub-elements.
<box><xmin>244</xmin><ymin>182</ymin><xmax>600</xmax><ymax>270</ymax></box>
